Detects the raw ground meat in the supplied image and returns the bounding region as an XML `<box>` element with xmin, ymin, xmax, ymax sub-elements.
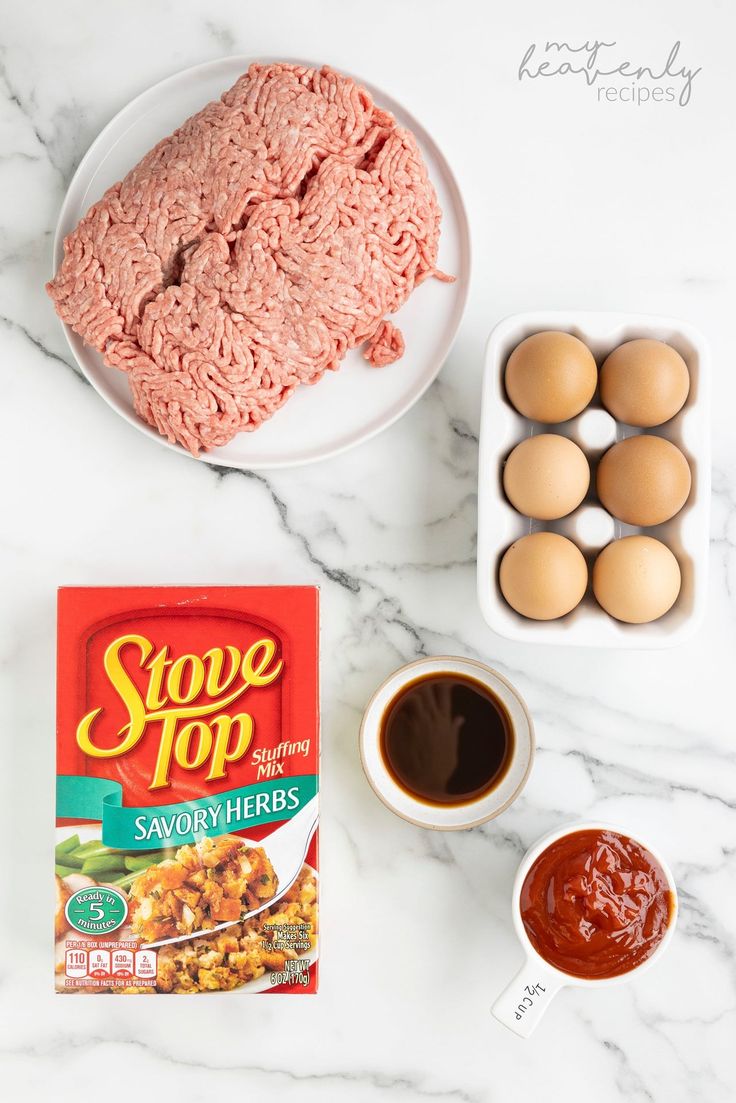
<box><xmin>364</xmin><ymin>320</ymin><xmax>405</xmax><ymax>367</ymax></box>
<box><xmin>47</xmin><ymin>62</ymin><xmax>451</xmax><ymax>455</ymax></box>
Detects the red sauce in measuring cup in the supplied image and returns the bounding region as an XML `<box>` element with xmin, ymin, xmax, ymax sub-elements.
<box><xmin>519</xmin><ymin>829</ymin><xmax>674</xmax><ymax>979</ymax></box>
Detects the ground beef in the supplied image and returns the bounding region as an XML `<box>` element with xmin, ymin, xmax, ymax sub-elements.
<box><xmin>364</xmin><ymin>320</ymin><xmax>406</xmax><ymax>367</ymax></box>
<box><xmin>47</xmin><ymin>62</ymin><xmax>450</xmax><ymax>455</ymax></box>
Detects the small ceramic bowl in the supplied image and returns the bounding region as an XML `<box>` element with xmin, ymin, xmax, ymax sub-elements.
<box><xmin>359</xmin><ymin>656</ymin><xmax>535</xmax><ymax>830</ymax></box>
<box><xmin>492</xmin><ymin>820</ymin><xmax>678</xmax><ymax>1037</ymax></box>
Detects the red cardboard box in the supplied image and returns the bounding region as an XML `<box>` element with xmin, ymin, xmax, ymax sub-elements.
<box><xmin>55</xmin><ymin>586</ymin><xmax>319</xmax><ymax>994</ymax></box>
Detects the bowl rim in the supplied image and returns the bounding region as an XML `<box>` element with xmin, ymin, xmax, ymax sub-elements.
<box><xmin>358</xmin><ymin>655</ymin><xmax>535</xmax><ymax>830</ymax></box>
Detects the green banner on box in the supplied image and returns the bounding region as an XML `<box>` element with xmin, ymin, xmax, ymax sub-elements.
<box><xmin>56</xmin><ymin>773</ymin><xmax>317</xmax><ymax>849</ymax></box>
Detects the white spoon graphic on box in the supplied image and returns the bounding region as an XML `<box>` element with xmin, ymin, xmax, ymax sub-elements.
<box><xmin>144</xmin><ymin>795</ymin><xmax>318</xmax><ymax>949</ymax></box>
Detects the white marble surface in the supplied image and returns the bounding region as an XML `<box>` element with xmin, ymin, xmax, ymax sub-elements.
<box><xmin>1</xmin><ymin>1</ymin><xmax>735</xmax><ymax>1100</ymax></box>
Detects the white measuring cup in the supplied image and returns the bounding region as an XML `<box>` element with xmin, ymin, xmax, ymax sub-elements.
<box><xmin>492</xmin><ymin>820</ymin><xmax>678</xmax><ymax>1038</ymax></box>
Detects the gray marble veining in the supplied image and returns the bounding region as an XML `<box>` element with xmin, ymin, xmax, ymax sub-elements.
<box><xmin>0</xmin><ymin>1</ymin><xmax>734</xmax><ymax>1100</ymax></box>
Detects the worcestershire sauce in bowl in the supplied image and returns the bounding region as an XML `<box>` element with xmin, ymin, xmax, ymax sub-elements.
<box><xmin>379</xmin><ymin>673</ymin><xmax>514</xmax><ymax>806</ymax></box>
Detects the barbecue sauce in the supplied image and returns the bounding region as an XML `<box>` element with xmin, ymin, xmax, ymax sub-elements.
<box><xmin>520</xmin><ymin>829</ymin><xmax>674</xmax><ymax>979</ymax></box>
<box><xmin>379</xmin><ymin>673</ymin><xmax>514</xmax><ymax>806</ymax></box>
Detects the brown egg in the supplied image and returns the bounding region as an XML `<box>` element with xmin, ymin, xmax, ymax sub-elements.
<box><xmin>593</xmin><ymin>536</ymin><xmax>681</xmax><ymax>623</ymax></box>
<box><xmin>505</xmin><ymin>331</ymin><xmax>598</xmax><ymax>423</ymax></box>
<box><xmin>600</xmin><ymin>339</ymin><xmax>690</xmax><ymax>427</ymax></box>
<box><xmin>596</xmin><ymin>435</ymin><xmax>691</xmax><ymax>526</ymax></box>
<box><xmin>499</xmin><ymin>532</ymin><xmax>588</xmax><ymax>620</ymax></box>
<box><xmin>503</xmin><ymin>434</ymin><xmax>590</xmax><ymax>520</ymax></box>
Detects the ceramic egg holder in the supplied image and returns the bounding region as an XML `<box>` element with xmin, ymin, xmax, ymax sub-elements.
<box><xmin>477</xmin><ymin>311</ymin><xmax>711</xmax><ymax>648</ymax></box>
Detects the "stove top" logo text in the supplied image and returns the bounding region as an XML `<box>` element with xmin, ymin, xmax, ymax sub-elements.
<box><xmin>76</xmin><ymin>633</ymin><xmax>284</xmax><ymax>791</ymax></box>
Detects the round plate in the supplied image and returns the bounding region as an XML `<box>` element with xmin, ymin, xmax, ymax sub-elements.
<box><xmin>53</xmin><ymin>57</ymin><xmax>470</xmax><ymax>469</ymax></box>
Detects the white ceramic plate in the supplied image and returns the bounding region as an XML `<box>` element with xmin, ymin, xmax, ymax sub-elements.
<box><xmin>52</xmin><ymin>56</ymin><xmax>470</xmax><ymax>469</ymax></box>
<box><xmin>55</xmin><ymin>824</ymin><xmax>318</xmax><ymax>994</ymax></box>
<box><xmin>477</xmin><ymin>311</ymin><xmax>711</xmax><ymax>649</ymax></box>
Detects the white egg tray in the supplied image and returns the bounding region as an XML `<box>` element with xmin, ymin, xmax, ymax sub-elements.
<box><xmin>477</xmin><ymin>311</ymin><xmax>711</xmax><ymax>649</ymax></box>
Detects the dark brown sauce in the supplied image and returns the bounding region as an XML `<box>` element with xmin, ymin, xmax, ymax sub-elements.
<box><xmin>379</xmin><ymin>673</ymin><xmax>514</xmax><ymax>806</ymax></box>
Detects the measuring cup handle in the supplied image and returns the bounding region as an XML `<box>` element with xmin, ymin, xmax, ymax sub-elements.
<box><xmin>491</xmin><ymin>955</ymin><xmax>564</xmax><ymax>1038</ymax></box>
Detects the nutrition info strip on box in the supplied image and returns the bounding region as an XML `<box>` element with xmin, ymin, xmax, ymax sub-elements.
<box><xmin>63</xmin><ymin>940</ymin><xmax>158</xmax><ymax>988</ymax></box>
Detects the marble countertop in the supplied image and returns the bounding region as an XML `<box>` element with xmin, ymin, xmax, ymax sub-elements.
<box><xmin>1</xmin><ymin>1</ymin><xmax>735</xmax><ymax>1100</ymax></box>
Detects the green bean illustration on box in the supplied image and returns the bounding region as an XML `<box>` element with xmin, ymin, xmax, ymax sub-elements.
<box><xmin>54</xmin><ymin>835</ymin><xmax>171</xmax><ymax>887</ymax></box>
